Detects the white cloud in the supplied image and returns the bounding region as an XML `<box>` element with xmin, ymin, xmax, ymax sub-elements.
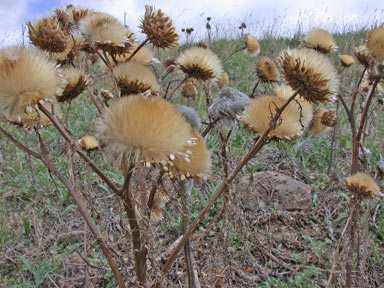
<box><xmin>0</xmin><ymin>0</ymin><xmax>383</xmax><ymax>47</ymax></box>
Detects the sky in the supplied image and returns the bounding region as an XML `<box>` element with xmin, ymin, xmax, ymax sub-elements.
<box><xmin>0</xmin><ymin>0</ymin><xmax>383</xmax><ymax>47</ymax></box>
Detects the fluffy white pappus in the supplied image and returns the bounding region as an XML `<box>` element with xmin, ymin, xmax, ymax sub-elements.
<box><xmin>0</xmin><ymin>46</ymin><xmax>61</xmax><ymax>118</ymax></box>
<box><xmin>175</xmin><ymin>104</ymin><xmax>201</xmax><ymax>131</ymax></box>
<box><xmin>98</xmin><ymin>95</ymin><xmax>192</xmax><ymax>167</ymax></box>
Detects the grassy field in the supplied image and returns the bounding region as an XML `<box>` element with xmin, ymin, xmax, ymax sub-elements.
<box><xmin>0</xmin><ymin>14</ymin><xmax>383</xmax><ymax>287</ymax></box>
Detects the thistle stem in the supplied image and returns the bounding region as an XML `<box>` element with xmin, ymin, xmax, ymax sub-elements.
<box><xmin>125</xmin><ymin>38</ymin><xmax>150</xmax><ymax>63</ymax></box>
<box><xmin>161</xmin><ymin>90</ymin><xmax>299</xmax><ymax>276</ymax></box>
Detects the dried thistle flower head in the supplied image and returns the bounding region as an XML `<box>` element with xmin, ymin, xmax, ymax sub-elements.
<box><xmin>301</xmin><ymin>29</ymin><xmax>337</xmax><ymax>53</ymax></box>
<box><xmin>177</xmin><ymin>47</ymin><xmax>223</xmax><ymax>83</ymax></box>
<box><xmin>149</xmin><ymin>188</ymin><xmax>169</xmax><ymax>222</ymax></box>
<box><xmin>239</xmin><ymin>94</ymin><xmax>309</xmax><ymax>140</ymax></box>
<box><xmin>80</xmin><ymin>136</ymin><xmax>99</xmax><ymax>150</ymax></box>
<box><xmin>309</xmin><ymin>107</ymin><xmax>329</xmax><ymax>136</ymax></box>
<box><xmin>354</xmin><ymin>45</ymin><xmax>374</xmax><ymax>67</ymax></box>
<box><xmin>79</xmin><ymin>12</ymin><xmax>135</xmax><ymax>55</ymax></box>
<box><xmin>345</xmin><ymin>173</ymin><xmax>382</xmax><ymax>199</ymax></box>
<box><xmin>278</xmin><ymin>48</ymin><xmax>339</xmax><ymax>103</ymax></box>
<box><xmin>52</xmin><ymin>35</ymin><xmax>75</xmax><ymax>65</ymax></box>
<box><xmin>98</xmin><ymin>95</ymin><xmax>192</xmax><ymax>167</ymax></box>
<box><xmin>273</xmin><ymin>84</ymin><xmax>313</xmax><ymax>129</ymax></box>
<box><xmin>217</xmin><ymin>72</ymin><xmax>229</xmax><ymax>88</ymax></box>
<box><xmin>245</xmin><ymin>35</ymin><xmax>260</xmax><ymax>56</ymax></box>
<box><xmin>27</xmin><ymin>17</ymin><xmax>69</xmax><ymax>53</ymax></box>
<box><xmin>0</xmin><ymin>46</ymin><xmax>62</xmax><ymax>118</ymax></box>
<box><xmin>139</xmin><ymin>5</ymin><xmax>178</xmax><ymax>49</ymax></box>
<box><xmin>5</xmin><ymin>102</ymin><xmax>61</xmax><ymax>130</ymax></box>
<box><xmin>208</xmin><ymin>87</ymin><xmax>250</xmax><ymax>120</ymax></box>
<box><xmin>170</xmin><ymin>128</ymin><xmax>211</xmax><ymax>179</ymax></box>
<box><xmin>57</xmin><ymin>67</ymin><xmax>89</xmax><ymax>103</ymax></box>
<box><xmin>255</xmin><ymin>56</ymin><xmax>279</xmax><ymax>83</ymax></box>
<box><xmin>340</xmin><ymin>54</ymin><xmax>355</xmax><ymax>67</ymax></box>
<box><xmin>181</xmin><ymin>81</ymin><xmax>198</xmax><ymax>99</ymax></box>
<box><xmin>102</xmin><ymin>45</ymin><xmax>154</xmax><ymax>67</ymax></box>
<box><xmin>163</xmin><ymin>56</ymin><xmax>176</xmax><ymax>70</ymax></box>
<box><xmin>367</xmin><ymin>25</ymin><xmax>384</xmax><ymax>62</ymax></box>
<box><xmin>66</xmin><ymin>6</ymin><xmax>93</xmax><ymax>26</ymax></box>
<box><xmin>113</xmin><ymin>62</ymin><xmax>161</xmax><ymax>96</ymax></box>
<box><xmin>101</xmin><ymin>89</ymin><xmax>114</xmax><ymax>100</ymax></box>
<box><xmin>198</xmin><ymin>41</ymin><xmax>210</xmax><ymax>49</ymax></box>
<box><xmin>321</xmin><ymin>110</ymin><xmax>338</xmax><ymax>127</ymax></box>
<box><xmin>176</xmin><ymin>104</ymin><xmax>201</xmax><ymax>131</ymax></box>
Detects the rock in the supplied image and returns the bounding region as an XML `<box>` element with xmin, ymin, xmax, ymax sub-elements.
<box><xmin>244</xmin><ymin>171</ymin><xmax>312</xmax><ymax>211</ymax></box>
<box><xmin>208</xmin><ymin>86</ymin><xmax>250</xmax><ymax>120</ymax></box>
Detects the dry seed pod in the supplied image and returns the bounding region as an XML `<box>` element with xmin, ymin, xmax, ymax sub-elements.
<box><xmin>255</xmin><ymin>56</ymin><xmax>279</xmax><ymax>83</ymax></box>
<box><xmin>340</xmin><ymin>54</ymin><xmax>355</xmax><ymax>67</ymax></box>
<box><xmin>278</xmin><ymin>48</ymin><xmax>339</xmax><ymax>103</ymax></box>
<box><xmin>345</xmin><ymin>173</ymin><xmax>382</xmax><ymax>199</ymax></box>
<box><xmin>309</xmin><ymin>107</ymin><xmax>329</xmax><ymax>136</ymax></box>
<box><xmin>79</xmin><ymin>12</ymin><xmax>135</xmax><ymax>56</ymax></box>
<box><xmin>177</xmin><ymin>47</ymin><xmax>223</xmax><ymax>83</ymax></box>
<box><xmin>101</xmin><ymin>89</ymin><xmax>114</xmax><ymax>100</ymax></box>
<box><xmin>149</xmin><ymin>188</ymin><xmax>169</xmax><ymax>222</ymax></box>
<box><xmin>240</xmin><ymin>93</ymin><xmax>311</xmax><ymax>140</ymax></box>
<box><xmin>57</xmin><ymin>67</ymin><xmax>89</xmax><ymax>103</ymax></box>
<box><xmin>217</xmin><ymin>72</ymin><xmax>229</xmax><ymax>88</ymax></box>
<box><xmin>97</xmin><ymin>95</ymin><xmax>192</xmax><ymax>167</ymax></box>
<box><xmin>170</xmin><ymin>128</ymin><xmax>211</xmax><ymax>178</ymax></box>
<box><xmin>198</xmin><ymin>41</ymin><xmax>210</xmax><ymax>49</ymax></box>
<box><xmin>113</xmin><ymin>62</ymin><xmax>161</xmax><ymax>96</ymax></box>
<box><xmin>181</xmin><ymin>81</ymin><xmax>198</xmax><ymax>99</ymax></box>
<box><xmin>0</xmin><ymin>46</ymin><xmax>61</xmax><ymax>118</ymax></box>
<box><xmin>5</xmin><ymin>102</ymin><xmax>61</xmax><ymax>130</ymax></box>
<box><xmin>80</xmin><ymin>136</ymin><xmax>99</xmax><ymax>150</ymax></box>
<box><xmin>27</xmin><ymin>17</ymin><xmax>69</xmax><ymax>53</ymax></box>
<box><xmin>139</xmin><ymin>5</ymin><xmax>178</xmax><ymax>49</ymax></box>
<box><xmin>66</xmin><ymin>6</ymin><xmax>93</xmax><ymax>26</ymax></box>
<box><xmin>354</xmin><ymin>45</ymin><xmax>374</xmax><ymax>67</ymax></box>
<box><xmin>301</xmin><ymin>29</ymin><xmax>337</xmax><ymax>53</ymax></box>
<box><xmin>321</xmin><ymin>110</ymin><xmax>338</xmax><ymax>127</ymax></box>
<box><xmin>367</xmin><ymin>25</ymin><xmax>384</xmax><ymax>62</ymax></box>
<box><xmin>245</xmin><ymin>35</ymin><xmax>260</xmax><ymax>56</ymax></box>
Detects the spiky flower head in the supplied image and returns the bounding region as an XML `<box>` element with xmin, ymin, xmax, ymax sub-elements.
<box><xmin>104</xmin><ymin>45</ymin><xmax>154</xmax><ymax>67</ymax></box>
<box><xmin>345</xmin><ymin>173</ymin><xmax>382</xmax><ymax>199</ymax></box>
<box><xmin>245</xmin><ymin>35</ymin><xmax>260</xmax><ymax>56</ymax></box>
<box><xmin>57</xmin><ymin>67</ymin><xmax>89</xmax><ymax>103</ymax></box>
<box><xmin>255</xmin><ymin>56</ymin><xmax>279</xmax><ymax>83</ymax></box>
<box><xmin>309</xmin><ymin>107</ymin><xmax>329</xmax><ymax>136</ymax></box>
<box><xmin>79</xmin><ymin>12</ymin><xmax>135</xmax><ymax>55</ymax></box>
<box><xmin>278</xmin><ymin>48</ymin><xmax>339</xmax><ymax>103</ymax></box>
<box><xmin>149</xmin><ymin>188</ymin><xmax>169</xmax><ymax>222</ymax></box>
<box><xmin>113</xmin><ymin>62</ymin><xmax>160</xmax><ymax>96</ymax></box>
<box><xmin>301</xmin><ymin>29</ymin><xmax>337</xmax><ymax>53</ymax></box>
<box><xmin>5</xmin><ymin>102</ymin><xmax>61</xmax><ymax>130</ymax></box>
<box><xmin>274</xmin><ymin>84</ymin><xmax>313</xmax><ymax>128</ymax></box>
<box><xmin>217</xmin><ymin>72</ymin><xmax>229</xmax><ymax>88</ymax></box>
<box><xmin>66</xmin><ymin>6</ymin><xmax>93</xmax><ymax>26</ymax></box>
<box><xmin>321</xmin><ymin>110</ymin><xmax>338</xmax><ymax>127</ymax></box>
<box><xmin>98</xmin><ymin>95</ymin><xmax>192</xmax><ymax>167</ymax></box>
<box><xmin>354</xmin><ymin>45</ymin><xmax>374</xmax><ymax>67</ymax></box>
<box><xmin>52</xmin><ymin>36</ymin><xmax>75</xmax><ymax>65</ymax></box>
<box><xmin>27</xmin><ymin>17</ymin><xmax>69</xmax><ymax>53</ymax></box>
<box><xmin>0</xmin><ymin>46</ymin><xmax>62</xmax><ymax>118</ymax></box>
<box><xmin>139</xmin><ymin>5</ymin><xmax>178</xmax><ymax>49</ymax></box>
<box><xmin>240</xmin><ymin>89</ymin><xmax>312</xmax><ymax>140</ymax></box>
<box><xmin>367</xmin><ymin>25</ymin><xmax>384</xmax><ymax>62</ymax></box>
<box><xmin>80</xmin><ymin>136</ymin><xmax>99</xmax><ymax>150</ymax></box>
<box><xmin>340</xmin><ymin>54</ymin><xmax>355</xmax><ymax>67</ymax></box>
<box><xmin>177</xmin><ymin>47</ymin><xmax>223</xmax><ymax>83</ymax></box>
<box><xmin>198</xmin><ymin>41</ymin><xmax>210</xmax><ymax>49</ymax></box>
<box><xmin>170</xmin><ymin>128</ymin><xmax>211</xmax><ymax>179</ymax></box>
<box><xmin>163</xmin><ymin>56</ymin><xmax>176</xmax><ymax>70</ymax></box>
<box><xmin>181</xmin><ymin>81</ymin><xmax>198</xmax><ymax>99</ymax></box>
